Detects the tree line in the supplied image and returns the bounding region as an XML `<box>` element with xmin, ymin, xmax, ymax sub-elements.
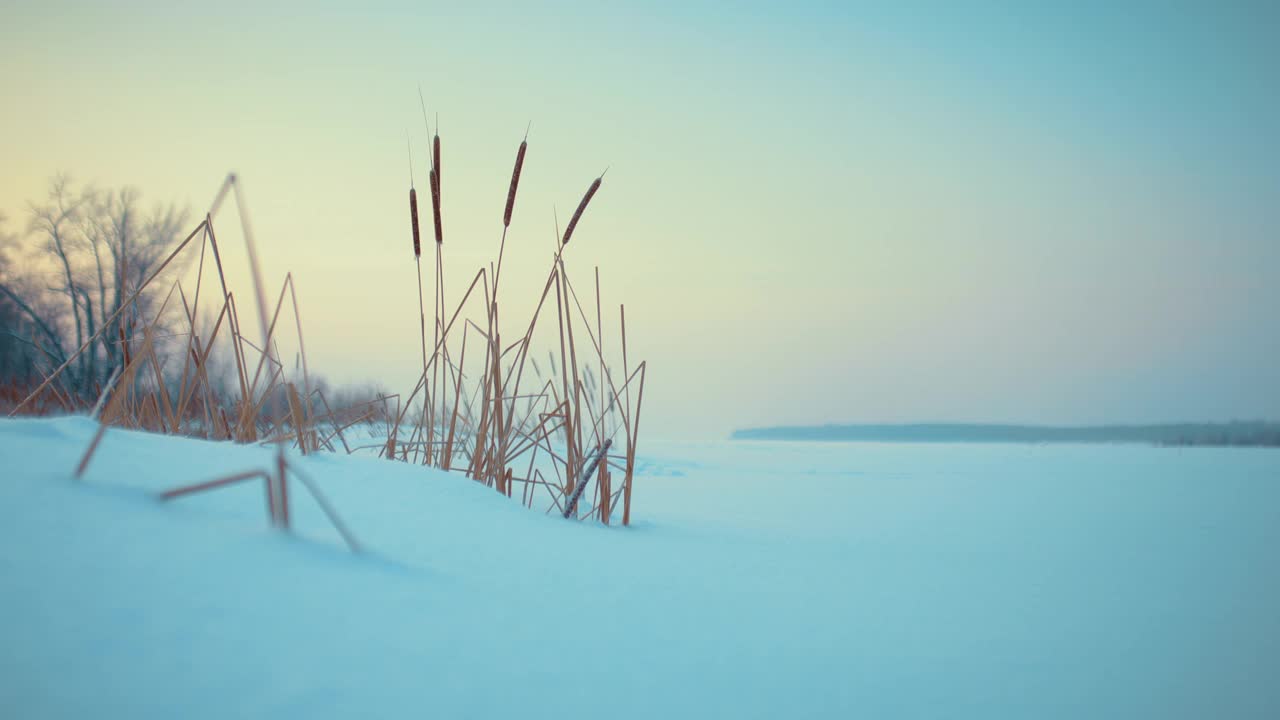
<box><xmin>0</xmin><ymin>176</ymin><xmax>188</xmax><ymax>410</ymax></box>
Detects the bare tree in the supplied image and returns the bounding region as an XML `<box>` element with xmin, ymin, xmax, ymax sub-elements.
<box><xmin>0</xmin><ymin>176</ymin><xmax>190</xmax><ymax>405</ymax></box>
<box><xmin>0</xmin><ymin>211</ymin><xmax>41</xmax><ymax>395</ymax></box>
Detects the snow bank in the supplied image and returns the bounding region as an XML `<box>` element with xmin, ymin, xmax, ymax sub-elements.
<box><xmin>2</xmin><ymin>418</ymin><xmax>1278</xmax><ymax>718</ymax></box>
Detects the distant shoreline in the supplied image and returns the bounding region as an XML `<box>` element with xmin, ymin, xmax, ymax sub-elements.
<box><xmin>730</xmin><ymin>422</ymin><xmax>1280</xmax><ymax>447</ymax></box>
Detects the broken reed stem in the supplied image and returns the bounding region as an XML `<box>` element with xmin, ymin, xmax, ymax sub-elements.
<box><xmin>314</xmin><ymin>388</ymin><xmax>353</xmax><ymax>454</ymax></box>
<box><xmin>288</xmin><ymin>464</ymin><xmax>361</xmax><ymax>553</ymax></box>
<box><xmin>158</xmin><ymin>469</ymin><xmax>268</xmax><ymax>501</ymax></box>
<box><xmin>90</xmin><ymin>366</ymin><xmax>123</xmax><ymax>420</ymax></box>
<box><xmin>563</xmin><ymin>439</ymin><xmax>611</xmax><ymax>518</ymax></box>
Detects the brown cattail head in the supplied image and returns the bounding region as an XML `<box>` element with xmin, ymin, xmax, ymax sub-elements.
<box><xmin>432</xmin><ymin>134</ymin><xmax>441</xmax><ymax>186</ymax></box>
<box><xmin>562</xmin><ymin>176</ymin><xmax>602</xmax><ymax>246</ymax></box>
<box><xmin>503</xmin><ymin>140</ymin><xmax>527</xmax><ymax>228</ymax></box>
<box><xmin>409</xmin><ymin>187</ymin><xmax>421</xmax><ymax>257</ymax></box>
<box><xmin>429</xmin><ymin>169</ymin><xmax>443</xmax><ymax>245</ymax></box>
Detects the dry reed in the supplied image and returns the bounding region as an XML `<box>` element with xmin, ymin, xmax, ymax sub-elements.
<box><xmin>14</xmin><ymin>119</ymin><xmax>648</xmax><ymax>546</ymax></box>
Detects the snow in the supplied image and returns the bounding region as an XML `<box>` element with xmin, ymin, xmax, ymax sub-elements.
<box><xmin>2</xmin><ymin>417</ymin><xmax>1279</xmax><ymax>718</ymax></box>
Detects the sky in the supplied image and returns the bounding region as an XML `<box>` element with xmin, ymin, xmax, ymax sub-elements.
<box><xmin>2</xmin><ymin>1</ymin><xmax>1277</xmax><ymax>439</ymax></box>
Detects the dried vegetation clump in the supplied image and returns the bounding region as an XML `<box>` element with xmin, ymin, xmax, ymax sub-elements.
<box><xmin>8</xmin><ymin>119</ymin><xmax>647</xmax><ymax>545</ymax></box>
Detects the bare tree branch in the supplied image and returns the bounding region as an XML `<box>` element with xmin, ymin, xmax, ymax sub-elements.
<box><xmin>0</xmin><ymin>281</ymin><xmax>68</xmax><ymax>367</ymax></box>
<box><xmin>3</xmin><ymin>176</ymin><xmax>191</xmax><ymax>407</ymax></box>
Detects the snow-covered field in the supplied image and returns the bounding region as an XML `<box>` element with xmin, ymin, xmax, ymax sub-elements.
<box><xmin>2</xmin><ymin>416</ymin><xmax>1278</xmax><ymax>718</ymax></box>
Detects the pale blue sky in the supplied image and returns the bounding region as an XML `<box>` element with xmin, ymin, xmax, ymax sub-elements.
<box><xmin>2</xmin><ymin>1</ymin><xmax>1277</xmax><ymax>437</ymax></box>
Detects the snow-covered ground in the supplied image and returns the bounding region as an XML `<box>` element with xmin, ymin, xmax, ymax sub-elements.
<box><xmin>2</xmin><ymin>416</ymin><xmax>1278</xmax><ymax>718</ymax></box>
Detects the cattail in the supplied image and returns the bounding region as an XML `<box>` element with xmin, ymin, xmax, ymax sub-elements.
<box><xmin>432</xmin><ymin>134</ymin><xmax>441</xmax><ymax>187</ymax></box>
<box><xmin>429</xmin><ymin>169</ymin><xmax>443</xmax><ymax>245</ymax></box>
<box><xmin>409</xmin><ymin>187</ymin><xmax>421</xmax><ymax>257</ymax></box>
<box><xmin>562</xmin><ymin>176</ymin><xmax>601</xmax><ymax>246</ymax></box>
<box><xmin>503</xmin><ymin>140</ymin><xmax>526</xmax><ymax>228</ymax></box>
